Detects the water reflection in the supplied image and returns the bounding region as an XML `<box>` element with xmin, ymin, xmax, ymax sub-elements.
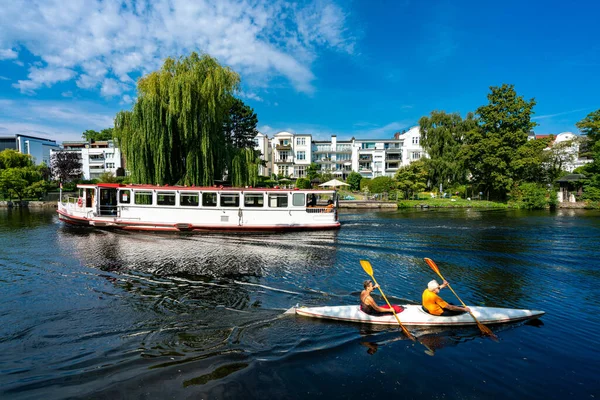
<box><xmin>357</xmin><ymin>319</ymin><xmax>544</xmax><ymax>356</ymax></box>
<box><xmin>57</xmin><ymin>227</ymin><xmax>340</xmax><ymax>278</ymax></box>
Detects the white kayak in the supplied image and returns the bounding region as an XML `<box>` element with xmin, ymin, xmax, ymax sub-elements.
<box><xmin>287</xmin><ymin>305</ymin><xmax>545</xmax><ymax>326</ymax></box>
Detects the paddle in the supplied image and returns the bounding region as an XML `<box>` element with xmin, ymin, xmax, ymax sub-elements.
<box><xmin>360</xmin><ymin>259</ymin><xmax>416</xmax><ymax>341</ymax></box>
<box><xmin>424</xmin><ymin>257</ymin><xmax>498</xmax><ymax>340</ymax></box>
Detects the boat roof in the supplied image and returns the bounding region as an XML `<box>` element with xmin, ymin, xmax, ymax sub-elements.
<box><xmin>76</xmin><ymin>183</ymin><xmax>336</xmax><ymax>192</ymax></box>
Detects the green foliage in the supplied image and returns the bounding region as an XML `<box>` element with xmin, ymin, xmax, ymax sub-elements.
<box><xmin>395</xmin><ymin>160</ymin><xmax>428</xmax><ymax>199</ymax></box>
<box><xmin>0</xmin><ymin>167</ymin><xmax>43</xmax><ymax>201</ymax></box>
<box><xmin>82</xmin><ymin>128</ymin><xmax>114</xmax><ymax>142</ymax></box>
<box><xmin>509</xmin><ymin>182</ymin><xmax>548</xmax><ymax>209</ymax></box>
<box><xmin>114</xmin><ymin>52</ymin><xmax>240</xmax><ymax>186</ymax></box>
<box><xmin>576</xmin><ymin>109</ymin><xmax>600</xmax><ymax>149</ymax></box>
<box><xmin>359</xmin><ymin>178</ymin><xmax>371</xmax><ymax>191</ymax></box>
<box><xmin>346</xmin><ymin>171</ymin><xmax>362</xmax><ymax>191</ymax></box>
<box><xmin>581</xmin><ymin>186</ymin><xmax>600</xmax><ymax>201</ymax></box>
<box><xmin>512</xmin><ymin>136</ymin><xmax>553</xmax><ymax>183</ymax></box>
<box><xmin>98</xmin><ymin>172</ymin><xmax>118</xmax><ymax>183</ymax></box>
<box><xmin>0</xmin><ymin>149</ymin><xmax>33</xmax><ymax>169</ymax></box>
<box><xmin>461</xmin><ymin>84</ymin><xmax>537</xmax><ymax>199</ymax></box>
<box><xmin>307</xmin><ymin>163</ymin><xmax>320</xmax><ymax>180</ymax></box>
<box><xmin>368</xmin><ymin>176</ymin><xmax>396</xmax><ymax>194</ymax></box>
<box><xmin>223</xmin><ymin>98</ymin><xmax>259</xmax><ymax>149</ymax></box>
<box><xmin>295</xmin><ymin>177</ymin><xmax>311</xmax><ymax>189</ymax></box>
<box><xmin>231</xmin><ymin>148</ymin><xmax>260</xmax><ymax>187</ymax></box>
<box><xmin>419</xmin><ymin>111</ymin><xmax>475</xmax><ymax>189</ymax></box>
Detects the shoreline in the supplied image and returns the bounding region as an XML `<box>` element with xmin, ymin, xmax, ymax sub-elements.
<box><xmin>0</xmin><ymin>200</ymin><xmax>593</xmax><ymax>210</ymax></box>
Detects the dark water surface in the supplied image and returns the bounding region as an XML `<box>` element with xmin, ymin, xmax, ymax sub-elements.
<box><xmin>1</xmin><ymin>207</ymin><xmax>599</xmax><ymax>399</ymax></box>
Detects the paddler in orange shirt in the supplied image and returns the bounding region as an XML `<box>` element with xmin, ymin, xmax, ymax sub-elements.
<box><xmin>422</xmin><ymin>279</ymin><xmax>470</xmax><ymax>316</ymax></box>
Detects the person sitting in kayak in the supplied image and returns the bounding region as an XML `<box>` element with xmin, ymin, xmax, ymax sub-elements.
<box><xmin>360</xmin><ymin>280</ymin><xmax>403</xmax><ymax>316</ymax></box>
<box><xmin>422</xmin><ymin>280</ymin><xmax>470</xmax><ymax>316</ymax></box>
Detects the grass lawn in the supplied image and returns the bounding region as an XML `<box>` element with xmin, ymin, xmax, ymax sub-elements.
<box><xmin>397</xmin><ymin>198</ymin><xmax>508</xmax><ymax>208</ymax></box>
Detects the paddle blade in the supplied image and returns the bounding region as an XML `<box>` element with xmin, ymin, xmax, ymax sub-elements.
<box><xmin>424</xmin><ymin>258</ymin><xmax>441</xmax><ymax>275</ymax></box>
<box><xmin>478</xmin><ymin>321</ymin><xmax>498</xmax><ymax>341</ymax></box>
<box><xmin>359</xmin><ymin>259</ymin><xmax>373</xmax><ymax>276</ymax></box>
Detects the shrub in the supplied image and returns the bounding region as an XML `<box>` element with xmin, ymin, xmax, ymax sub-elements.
<box><xmin>347</xmin><ymin>172</ymin><xmax>362</xmax><ymax>191</ymax></box>
<box><xmin>295</xmin><ymin>178</ymin><xmax>311</xmax><ymax>189</ymax></box>
<box><xmin>510</xmin><ymin>182</ymin><xmax>548</xmax><ymax>209</ymax></box>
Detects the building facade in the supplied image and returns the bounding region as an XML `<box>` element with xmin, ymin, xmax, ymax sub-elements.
<box><xmin>257</xmin><ymin>126</ymin><xmax>426</xmax><ymax>179</ymax></box>
<box><xmin>0</xmin><ymin>134</ymin><xmax>60</xmax><ymax>165</ymax></box>
<box><xmin>52</xmin><ymin>140</ymin><xmax>123</xmax><ymax>180</ymax></box>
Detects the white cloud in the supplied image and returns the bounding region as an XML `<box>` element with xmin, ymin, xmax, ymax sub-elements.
<box><xmin>100</xmin><ymin>78</ymin><xmax>125</xmax><ymax>97</ymax></box>
<box><xmin>0</xmin><ymin>0</ymin><xmax>355</xmax><ymax>94</ymax></box>
<box><xmin>238</xmin><ymin>91</ymin><xmax>264</xmax><ymax>102</ymax></box>
<box><xmin>12</xmin><ymin>66</ymin><xmax>76</xmax><ymax>93</ymax></box>
<box><xmin>0</xmin><ymin>48</ymin><xmax>18</xmax><ymax>60</ymax></box>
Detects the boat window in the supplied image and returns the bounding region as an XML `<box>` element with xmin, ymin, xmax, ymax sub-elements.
<box><xmin>268</xmin><ymin>194</ymin><xmax>288</xmax><ymax>208</ymax></box>
<box><xmin>134</xmin><ymin>191</ymin><xmax>153</xmax><ymax>205</ymax></box>
<box><xmin>244</xmin><ymin>193</ymin><xmax>264</xmax><ymax>207</ymax></box>
<box><xmin>180</xmin><ymin>192</ymin><xmax>199</xmax><ymax>207</ymax></box>
<box><xmin>220</xmin><ymin>193</ymin><xmax>240</xmax><ymax>207</ymax></box>
<box><xmin>292</xmin><ymin>193</ymin><xmax>305</xmax><ymax>206</ymax></box>
<box><xmin>157</xmin><ymin>192</ymin><xmax>176</xmax><ymax>206</ymax></box>
<box><xmin>202</xmin><ymin>192</ymin><xmax>217</xmax><ymax>207</ymax></box>
<box><xmin>119</xmin><ymin>190</ymin><xmax>131</xmax><ymax>204</ymax></box>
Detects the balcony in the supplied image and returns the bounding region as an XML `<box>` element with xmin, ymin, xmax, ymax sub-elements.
<box><xmin>275</xmin><ymin>156</ymin><xmax>295</xmax><ymax>164</ymax></box>
<box><xmin>386</xmin><ymin>155</ymin><xmax>401</xmax><ymax>161</ymax></box>
<box><xmin>358</xmin><ymin>156</ymin><xmax>372</xmax><ymax>162</ymax></box>
<box><xmin>275</xmin><ymin>144</ymin><xmax>292</xmax><ymax>150</ymax></box>
<box><xmin>386</xmin><ymin>147</ymin><xmax>402</xmax><ymax>153</ymax></box>
<box><xmin>316</xmin><ymin>157</ymin><xmax>333</xmax><ymax>163</ymax></box>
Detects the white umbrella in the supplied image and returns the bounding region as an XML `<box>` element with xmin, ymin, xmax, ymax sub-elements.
<box><xmin>319</xmin><ymin>179</ymin><xmax>350</xmax><ymax>188</ymax></box>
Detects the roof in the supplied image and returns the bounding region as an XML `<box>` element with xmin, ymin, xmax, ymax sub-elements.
<box><xmin>556</xmin><ymin>174</ymin><xmax>586</xmax><ymax>182</ymax></box>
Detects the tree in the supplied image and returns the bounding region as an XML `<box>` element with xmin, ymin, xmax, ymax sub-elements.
<box><xmin>419</xmin><ymin>111</ymin><xmax>476</xmax><ymax>190</ymax></box>
<box><xmin>395</xmin><ymin>160</ymin><xmax>428</xmax><ymax>199</ymax></box>
<box><xmin>576</xmin><ymin>109</ymin><xmax>600</xmax><ymax>150</ymax></box>
<box><xmin>368</xmin><ymin>176</ymin><xmax>396</xmax><ymax>194</ymax></box>
<box><xmin>511</xmin><ymin>136</ymin><xmax>553</xmax><ymax>184</ymax></box>
<box><xmin>82</xmin><ymin>128</ymin><xmax>114</xmax><ymax>142</ymax></box>
<box><xmin>223</xmin><ymin>98</ymin><xmax>259</xmax><ymax>149</ymax></box>
<box><xmin>295</xmin><ymin>178</ymin><xmax>311</xmax><ymax>189</ymax></box>
<box><xmin>51</xmin><ymin>151</ymin><xmax>82</xmax><ymax>183</ymax></box>
<box><xmin>0</xmin><ymin>167</ymin><xmax>44</xmax><ymax>201</ymax></box>
<box><xmin>230</xmin><ymin>148</ymin><xmax>261</xmax><ymax>187</ymax></box>
<box><xmin>0</xmin><ymin>149</ymin><xmax>33</xmax><ymax>169</ymax></box>
<box><xmin>346</xmin><ymin>171</ymin><xmax>362</xmax><ymax>191</ymax></box>
<box><xmin>114</xmin><ymin>52</ymin><xmax>240</xmax><ymax>186</ymax></box>
<box><xmin>307</xmin><ymin>163</ymin><xmax>320</xmax><ymax>180</ymax></box>
<box><xmin>461</xmin><ymin>84</ymin><xmax>537</xmax><ymax>199</ymax></box>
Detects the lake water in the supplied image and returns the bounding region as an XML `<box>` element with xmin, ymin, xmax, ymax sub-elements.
<box><xmin>1</xmin><ymin>207</ymin><xmax>599</xmax><ymax>399</ymax></box>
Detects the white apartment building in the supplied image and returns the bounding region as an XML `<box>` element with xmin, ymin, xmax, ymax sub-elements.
<box><xmin>257</xmin><ymin>126</ymin><xmax>426</xmax><ymax>180</ymax></box>
<box><xmin>271</xmin><ymin>131</ymin><xmax>312</xmax><ymax>178</ymax></box>
<box><xmin>52</xmin><ymin>140</ymin><xmax>123</xmax><ymax>180</ymax></box>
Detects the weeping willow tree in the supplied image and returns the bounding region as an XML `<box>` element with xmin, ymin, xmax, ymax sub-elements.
<box><xmin>114</xmin><ymin>52</ymin><xmax>252</xmax><ymax>186</ymax></box>
<box><xmin>231</xmin><ymin>148</ymin><xmax>261</xmax><ymax>187</ymax></box>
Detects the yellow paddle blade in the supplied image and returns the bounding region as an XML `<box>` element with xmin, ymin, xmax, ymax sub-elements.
<box><xmin>424</xmin><ymin>258</ymin><xmax>441</xmax><ymax>276</ymax></box>
<box><xmin>359</xmin><ymin>259</ymin><xmax>373</xmax><ymax>276</ymax></box>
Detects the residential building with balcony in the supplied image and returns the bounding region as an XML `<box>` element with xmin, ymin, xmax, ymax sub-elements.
<box><xmin>271</xmin><ymin>131</ymin><xmax>312</xmax><ymax>178</ymax></box>
<box><xmin>52</xmin><ymin>140</ymin><xmax>123</xmax><ymax>180</ymax></box>
<box><xmin>312</xmin><ymin>135</ymin><xmax>353</xmax><ymax>179</ymax></box>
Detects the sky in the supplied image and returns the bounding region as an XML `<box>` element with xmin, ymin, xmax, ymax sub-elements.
<box><xmin>1</xmin><ymin>0</ymin><xmax>599</xmax><ymax>143</ymax></box>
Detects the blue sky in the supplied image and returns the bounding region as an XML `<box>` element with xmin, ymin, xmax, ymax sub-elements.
<box><xmin>1</xmin><ymin>0</ymin><xmax>599</xmax><ymax>143</ymax></box>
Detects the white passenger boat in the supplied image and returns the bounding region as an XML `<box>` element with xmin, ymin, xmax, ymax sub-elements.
<box><xmin>57</xmin><ymin>183</ymin><xmax>341</xmax><ymax>232</ymax></box>
<box><xmin>287</xmin><ymin>305</ymin><xmax>545</xmax><ymax>326</ymax></box>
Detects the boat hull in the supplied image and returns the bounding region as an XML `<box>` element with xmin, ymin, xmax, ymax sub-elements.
<box><xmin>290</xmin><ymin>305</ymin><xmax>545</xmax><ymax>326</ymax></box>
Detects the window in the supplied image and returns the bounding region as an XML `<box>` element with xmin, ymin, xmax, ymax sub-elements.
<box><xmin>119</xmin><ymin>190</ymin><xmax>131</xmax><ymax>204</ymax></box>
<box><xmin>412</xmin><ymin>136</ymin><xmax>419</xmax><ymax>145</ymax></box>
<box><xmin>296</xmin><ymin>137</ymin><xmax>306</xmax><ymax>145</ymax></box>
<box><xmin>220</xmin><ymin>193</ymin><xmax>240</xmax><ymax>207</ymax></box>
<box><xmin>296</xmin><ymin>165</ymin><xmax>306</xmax><ymax>178</ymax></box>
<box><xmin>202</xmin><ymin>192</ymin><xmax>217</xmax><ymax>207</ymax></box>
<box><xmin>278</xmin><ymin>165</ymin><xmax>289</xmax><ymax>176</ymax></box>
<box><xmin>412</xmin><ymin>152</ymin><xmax>421</xmax><ymax>159</ymax></box>
<box><xmin>254</xmin><ymin>138</ymin><xmax>260</xmax><ymax>147</ymax></box>
<box><xmin>269</xmin><ymin>194</ymin><xmax>288</xmax><ymax>208</ymax></box>
<box><xmin>296</xmin><ymin>151</ymin><xmax>306</xmax><ymax>160</ymax></box>
<box><xmin>134</xmin><ymin>191</ymin><xmax>153</xmax><ymax>205</ymax></box>
<box><xmin>180</xmin><ymin>192</ymin><xmax>199</xmax><ymax>207</ymax></box>
<box><xmin>292</xmin><ymin>193</ymin><xmax>305</xmax><ymax>206</ymax></box>
<box><xmin>244</xmin><ymin>193</ymin><xmax>264</xmax><ymax>207</ymax></box>
<box><xmin>106</xmin><ymin>162</ymin><xmax>115</xmax><ymax>168</ymax></box>
<box><xmin>157</xmin><ymin>192</ymin><xmax>176</xmax><ymax>206</ymax></box>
